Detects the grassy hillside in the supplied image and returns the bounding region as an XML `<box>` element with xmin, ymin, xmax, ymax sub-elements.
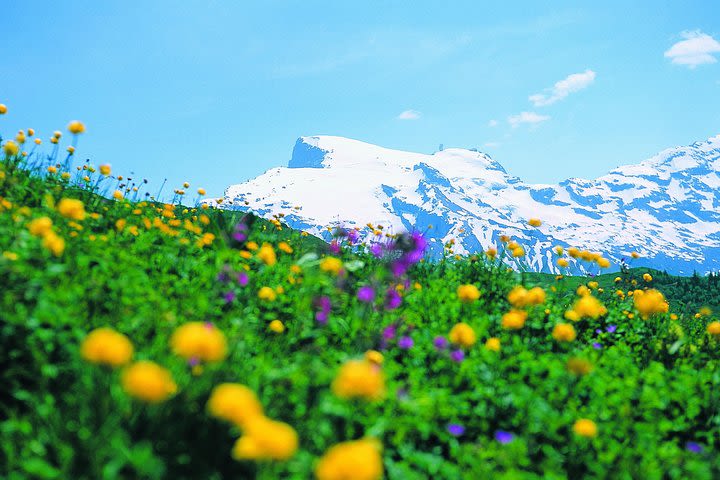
<box><xmin>1</xmin><ymin>126</ymin><xmax>720</xmax><ymax>479</ymax></box>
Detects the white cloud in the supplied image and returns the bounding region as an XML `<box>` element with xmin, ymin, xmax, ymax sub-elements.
<box><xmin>488</xmin><ymin>119</ymin><xmax>498</xmax><ymax>127</ymax></box>
<box><xmin>397</xmin><ymin>109</ymin><xmax>421</xmax><ymax>120</ymax></box>
<box><xmin>665</xmin><ymin>30</ymin><xmax>720</xmax><ymax>68</ymax></box>
<box><xmin>508</xmin><ymin>111</ymin><xmax>550</xmax><ymax>128</ymax></box>
<box><xmin>529</xmin><ymin>69</ymin><xmax>596</xmax><ymax>106</ymax></box>
<box><xmin>483</xmin><ymin>142</ymin><xmax>501</xmax><ymax>148</ymax></box>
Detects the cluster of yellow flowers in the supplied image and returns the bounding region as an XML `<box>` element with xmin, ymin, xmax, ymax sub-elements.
<box><xmin>564</xmin><ymin>287</ymin><xmax>607</xmax><ymax>321</ymax></box>
<box><xmin>207</xmin><ymin>383</ymin><xmax>298</xmax><ymax>461</ymax></box>
<box><xmin>81</xmin><ymin>327</ymin><xmax>177</xmax><ymax>403</ymax></box>
<box><xmin>449</xmin><ymin>322</ymin><xmax>477</xmax><ymax>347</ymax></box>
<box><xmin>27</xmin><ymin>214</ymin><xmax>65</xmax><ymax>256</ymax></box>
<box><xmin>632</xmin><ymin>289</ymin><xmax>669</xmax><ymax>319</ymax></box>
<box><xmin>456</xmin><ymin>284</ymin><xmax>481</xmax><ymax>303</ymax></box>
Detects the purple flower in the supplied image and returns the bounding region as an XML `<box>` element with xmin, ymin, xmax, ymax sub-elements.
<box><xmin>223</xmin><ymin>291</ymin><xmax>236</xmax><ymax>303</ymax></box>
<box><xmin>216</xmin><ymin>271</ymin><xmax>230</xmax><ymax>283</ymax></box>
<box><xmin>329</xmin><ymin>240</ymin><xmax>341</xmax><ymax>254</ymax></box>
<box><xmin>188</xmin><ymin>356</ymin><xmax>200</xmax><ymax>367</ymax></box>
<box><xmin>592</xmin><ymin>342</ymin><xmax>603</xmax><ymax>349</ymax></box>
<box><xmin>357</xmin><ymin>285</ymin><xmax>375</xmax><ymax>303</ymax></box>
<box><xmin>315</xmin><ymin>296</ymin><xmax>331</xmax><ymax>324</ymax></box>
<box><xmin>385</xmin><ymin>289</ymin><xmax>402</xmax><ymax>310</ymax></box>
<box><xmin>346</xmin><ymin>229</ymin><xmax>359</xmax><ymax>243</ymax></box>
<box><xmin>433</xmin><ymin>336</ymin><xmax>449</xmax><ymax>350</ymax></box>
<box><xmin>369</xmin><ymin>243</ymin><xmax>383</xmax><ymax>258</ymax></box>
<box><xmin>595</xmin><ymin>328</ymin><xmax>602</xmax><ymax>335</ymax></box>
<box><xmin>450</xmin><ymin>349</ymin><xmax>465</xmax><ymax>363</ymax></box>
<box><xmin>495</xmin><ymin>431</ymin><xmax>514</xmax><ymax>444</ymax></box>
<box><xmin>398</xmin><ymin>336</ymin><xmax>414</xmax><ymax>350</ymax></box>
<box><xmin>237</xmin><ymin>271</ymin><xmax>249</xmax><ymax>286</ymax></box>
<box><xmin>232</xmin><ymin>223</ymin><xmax>248</xmax><ymax>242</ymax></box>
<box><xmin>390</xmin><ymin>260</ymin><xmax>409</xmax><ymax>278</ymax></box>
<box><xmin>447</xmin><ymin>424</ymin><xmax>465</xmax><ymax>436</ymax></box>
<box><xmin>606</xmin><ymin>325</ymin><xmax>617</xmax><ymax>333</ymax></box>
<box><xmin>382</xmin><ymin>325</ymin><xmax>397</xmax><ymax>341</ymax></box>
<box><xmin>686</xmin><ymin>441</ymin><xmax>703</xmax><ymax>453</ymax></box>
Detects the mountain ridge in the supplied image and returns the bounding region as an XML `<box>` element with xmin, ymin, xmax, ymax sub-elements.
<box><xmin>213</xmin><ymin>134</ymin><xmax>720</xmax><ymax>274</ymax></box>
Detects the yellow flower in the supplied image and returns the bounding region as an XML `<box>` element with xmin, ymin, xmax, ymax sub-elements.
<box><xmin>320</xmin><ymin>257</ymin><xmax>343</xmax><ymax>275</ymax></box>
<box><xmin>633</xmin><ymin>289</ymin><xmax>669</xmax><ymax>319</ymax></box>
<box><xmin>0</xmin><ymin>104</ymin><xmax>6</xmax><ymax>114</ymax></box>
<box><xmin>507</xmin><ymin>286</ymin><xmax>545</xmax><ymax>307</ymax></box>
<box><xmin>501</xmin><ymin>310</ymin><xmax>527</xmax><ymax>330</ymax></box>
<box><xmin>28</xmin><ymin>217</ymin><xmax>53</xmax><ymax>237</ymax></box>
<box><xmin>556</xmin><ymin>258</ymin><xmax>569</xmax><ymax>267</ymax></box>
<box><xmin>67</xmin><ymin>120</ymin><xmax>86</xmax><ymax>134</ymax></box>
<box><xmin>207</xmin><ymin>383</ymin><xmax>263</xmax><ymax>428</ymax></box>
<box><xmin>197</xmin><ymin>188</ymin><xmax>206</xmax><ymax>196</ymax></box>
<box><xmin>112</xmin><ymin>190</ymin><xmax>124</xmax><ymax>200</ymax></box>
<box><xmin>246</xmin><ymin>241</ymin><xmax>259</xmax><ymax>251</ymax></box>
<box><xmin>258</xmin><ymin>286</ymin><xmax>277</xmax><ymax>302</ymax></box>
<box><xmin>3</xmin><ymin>140</ymin><xmax>19</xmax><ymax>156</ymax></box>
<box><xmin>512</xmin><ymin>246</ymin><xmax>525</xmax><ymax>257</ymax></box>
<box><xmin>239</xmin><ymin>250</ymin><xmax>252</xmax><ymax>259</ymax></box>
<box><xmin>57</xmin><ymin>198</ymin><xmax>86</xmax><ymax>221</ymax></box>
<box><xmin>2</xmin><ymin>251</ymin><xmax>19</xmax><ymax>261</ymax></box>
<box><xmin>170</xmin><ymin>322</ymin><xmax>227</xmax><ymax>363</ymax></box>
<box><xmin>707</xmin><ymin>322</ymin><xmax>720</xmax><ymax>336</ymax></box>
<box><xmin>80</xmin><ymin>327</ymin><xmax>133</xmax><ymax>367</ymax></box>
<box><xmin>364</xmin><ymin>350</ymin><xmax>383</xmax><ymax>365</ymax></box>
<box><xmin>121</xmin><ymin>361</ymin><xmax>177</xmax><ymax>403</ymax></box>
<box><xmin>528</xmin><ymin>218</ymin><xmax>542</xmax><ymax>227</ymax></box>
<box><xmin>257</xmin><ymin>243</ymin><xmax>277</xmax><ymax>266</ymax></box>
<box><xmin>448</xmin><ymin>322</ymin><xmax>477</xmax><ymax>347</ymax></box>
<box><xmin>597</xmin><ymin>257</ymin><xmax>610</xmax><ymax>268</ymax></box>
<box><xmin>572</xmin><ymin>295</ymin><xmax>606</xmax><ymax>319</ymax></box>
<box><xmin>456</xmin><ymin>284</ymin><xmax>480</xmax><ymax>303</ymax></box>
<box><xmin>552</xmin><ymin>323</ymin><xmax>576</xmax><ymax>342</ymax></box>
<box><xmin>485</xmin><ymin>247</ymin><xmax>497</xmax><ymax>259</ymax></box>
<box><xmin>278</xmin><ymin>241</ymin><xmax>293</xmax><ymax>254</ymax></box>
<box><xmin>332</xmin><ymin>360</ymin><xmax>385</xmax><ymax>401</ymax></box>
<box><xmin>269</xmin><ymin>320</ymin><xmax>285</xmax><ymax>333</ymax></box>
<box><xmin>485</xmin><ymin>337</ymin><xmax>501</xmax><ymax>352</ymax></box>
<box><xmin>315</xmin><ymin>438</ymin><xmax>383</xmax><ymax>480</ymax></box>
<box><xmin>42</xmin><ymin>232</ymin><xmax>65</xmax><ymax>256</ymax></box>
<box><xmin>698</xmin><ymin>306</ymin><xmax>712</xmax><ymax>317</ymax></box>
<box><xmin>587</xmin><ymin>281</ymin><xmax>599</xmax><ymax>290</ymax></box>
<box><xmin>99</xmin><ymin>164</ymin><xmax>111</xmax><ymax>176</ymax></box>
<box><xmin>643</xmin><ymin>273</ymin><xmax>653</xmax><ymax>282</ymax></box>
<box><xmin>232</xmin><ymin>416</ymin><xmax>298</xmax><ymax>461</ymax></box>
<box><xmin>631</xmin><ymin>252</ymin><xmax>640</xmax><ymax>259</ymax></box>
<box><xmin>614</xmin><ymin>276</ymin><xmax>622</xmax><ymax>283</ymax></box>
<box><xmin>573</xmin><ymin>419</ymin><xmax>598</xmax><ymax>438</ymax></box>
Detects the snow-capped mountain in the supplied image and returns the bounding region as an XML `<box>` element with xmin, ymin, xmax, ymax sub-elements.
<box><xmin>213</xmin><ymin>135</ymin><xmax>720</xmax><ymax>274</ymax></box>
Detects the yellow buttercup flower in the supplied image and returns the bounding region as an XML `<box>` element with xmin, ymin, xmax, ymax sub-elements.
<box><xmin>258</xmin><ymin>286</ymin><xmax>277</xmax><ymax>302</ymax></box>
<box><xmin>80</xmin><ymin>327</ymin><xmax>133</xmax><ymax>367</ymax></box>
<box><xmin>449</xmin><ymin>322</ymin><xmax>477</xmax><ymax>347</ymax></box>
<box><xmin>528</xmin><ymin>218</ymin><xmax>542</xmax><ymax>227</ymax></box>
<box><xmin>3</xmin><ymin>140</ymin><xmax>19</xmax><ymax>156</ymax></box>
<box><xmin>100</xmin><ymin>164</ymin><xmax>111</xmax><ymax>176</ymax></box>
<box><xmin>67</xmin><ymin>120</ymin><xmax>86</xmax><ymax>134</ymax></box>
<box><xmin>28</xmin><ymin>217</ymin><xmax>53</xmax><ymax>237</ymax></box>
<box><xmin>501</xmin><ymin>310</ymin><xmax>527</xmax><ymax>330</ymax></box>
<box><xmin>257</xmin><ymin>243</ymin><xmax>277</xmax><ymax>266</ymax></box>
<box><xmin>573</xmin><ymin>419</ymin><xmax>598</xmax><ymax>438</ymax></box>
<box><xmin>315</xmin><ymin>438</ymin><xmax>383</xmax><ymax>480</ymax></box>
<box><xmin>556</xmin><ymin>258</ymin><xmax>569</xmax><ymax>267</ymax></box>
<box><xmin>170</xmin><ymin>322</ymin><xmax>227</xmax><ymax>363</ymax></box>
<box><xmin>456</xmin><ymin>284</ymin><xmax>480</xmax><ymax>303</ymax></box>
<box><xmin>364</xmin><ymin>350</ymin><xmax>384</xmax><ymax>365</ymax></box>
<box><xmin>511</xmin><ymin>246</ymin><xmax>525</xmax><ymax>257</ymax></box>
<box><xmin>57</xmin><ymin>198</ymin><xmax>86</xmax><ymax>221</ymax></box>
<box><xmin>332</xmin><ymin>360</ymin><xmax>385</xmax><ymax>401</ymax></box>
<box><xmin>207</xmin><ymin>383</ymin><xmax>263</xmax><ymax>428</ymax></box>
<box><xmin>121</xmin><ymin>361</ymin><xmax>177</xmax><ymax>403</ymax></box>
<box><xmin>269</xmin><ymin>319</ymin><xmax>285</xmax><ymax>333</ymax></box>
<box><xmin>552</xmin><ymin>323</ymin><xmax>576</xmax><ymax>342</ymax></box>
<box><xmin>42</xmin><ymin>232</ymin><xmax>65</xmax><ymax>256</ymax></box>
<box><xmin>571</xmin><ymin>295</ymin><xmax>606</xmax><ymax>319</ymax></box>
<box><xmin>278</xmin><ymin>241</ymin><xmax>293</xmax><ymax>254</ymax></box>
<box><xmin>643</xmin><ymin>273</ymin><xmax>653</xmax><ymax>282</ymax></box>
<box><xmin>707</xmin><ymin>322</ymin><xmax>720</xmax><ymax>336</ymax></box>
<box><xmin>232</xmin><ymin>416</ymin><xmax>298</xmax><ymax>461</ymax></box>
<box><xmin>485</xmin><ymin>337</ymin><xmax>501</xmax><ymax>352</ymax></box>
<box><xmin>0</xmin><ymin>104</ymin><xmax>7</xmax><ymax>114</ymax></box>
<box><xmin>320</xmin><ymin>257</ymin><xmax>343</xmax><ymax>275</ymax></box>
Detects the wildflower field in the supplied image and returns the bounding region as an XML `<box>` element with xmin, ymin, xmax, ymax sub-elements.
<box><xmin>1</xmin><ymin>114</ymin><xmax>720</xmax><ymax>479</ymax></box>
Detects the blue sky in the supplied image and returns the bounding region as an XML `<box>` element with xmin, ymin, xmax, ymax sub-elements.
<box><xmin>2</xmin><ymin>1</ymin><xmax>720</xmax><ymax>198</ymax></box>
